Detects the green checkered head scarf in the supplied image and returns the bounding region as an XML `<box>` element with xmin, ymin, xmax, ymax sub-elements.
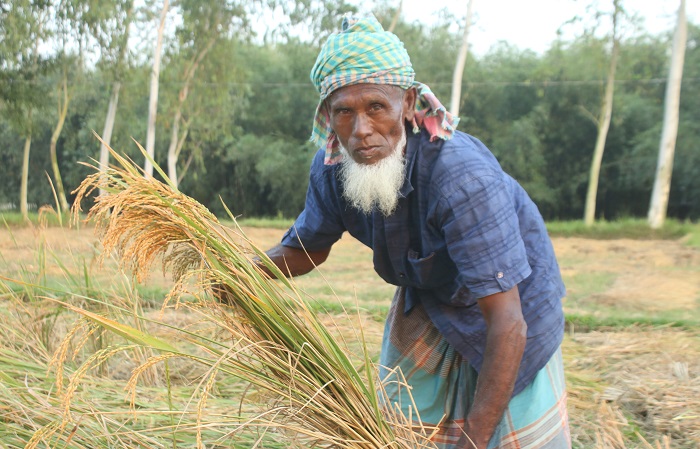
<box><xmin>309</xmin><ymin>16</ymin><xmax>415</xmax><ymax>157</ymax></box>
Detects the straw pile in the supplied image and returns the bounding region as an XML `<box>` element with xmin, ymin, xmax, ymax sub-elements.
<box><xmin>69</xmin><ymin>141</ymin><xmax>439</xmax><ymax>448</ymax></box>
<box><xmin>566</xmin><ymin>326</ymin><xmax>699</xmax><ymax>448</ymax></box>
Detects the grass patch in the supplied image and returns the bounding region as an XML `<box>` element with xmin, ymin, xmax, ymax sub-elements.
<box><xmin>564</xmin><ymin>313</ymin><xmax>699</xmax><ymax>332</ymax></box>
<box><xmin>308</xmin><ymin>297</ymin><xmax>390</xmax><ymax>321</ymax></box>
<box><xmin>546</xmin><ymin>218</ymin><xmax>698</xmax><ymax>241</ymax></box>
<box><xmin>561</xmin><ymin>272</ymin><xmax>617</xmax><ymax>306</ymax></box>
<box><xmin>685</xmin><ymin>227</ymin><xmax>700</xmax><ymax>248</ymax></box>
<box><xmin>1</xmin><ymin>211</ymin><xmax>68</xmax><ymax>228</ymax></box>
<box><xmin>232</xmin><ymin>216</ymin><xmax>295</xmax><ymax>230</ymax></box>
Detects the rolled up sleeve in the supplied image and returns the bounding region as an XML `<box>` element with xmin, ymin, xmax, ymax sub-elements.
<box><xmin>438</xmin><ymin>173</ymin><xmax>532</xmax><ymax>303</ymax></box>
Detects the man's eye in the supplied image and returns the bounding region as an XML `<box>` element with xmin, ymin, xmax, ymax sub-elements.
<box><xmin>369</xmin><ymin>103</ymin><xmax>384</xmax><ymax>111</ymax></box>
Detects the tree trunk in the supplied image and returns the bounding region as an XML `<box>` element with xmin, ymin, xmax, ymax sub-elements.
<box><xmin>98</xmin><ymin>5</ymin><xmax>132</xmax><ymax>195</ymax></box>
<box><xmin>449</xmin><ymin>0</ymin><xmax>474</xmax><ymax>117</ymax></box>
<box><xmin>18</xmin><ymin>10</ymin><xmax>44</xmax><ymax>222</ymax></box>
<box><xmin>49</xmin><ymin>72</ymin><xmax>71</xmax><ymax>212</ymax></box>
<box><xmin>144</xmin><ymin>0</ymin><xmax>169</xmax><ymax>178</ymax></box>
<box><xmin>167</xmin><ymin>37</ymin><xmax>216</xmax><ymax>188</ymax></box>
<box><xmin>173</xmin><ymin>127</ymin><xmax>190</xmax><ymax>185</ymax></box>
<box><xmin>583</xmin><ymin>0</ymin><xmax>621</xmax><ymax>226</ymax></box>
<box><xmin>648</xmin><ymin>0</ymin><xmax>687</xmax><ymax>229</ymax></box>
<box><xmin>20</xmin><ymin>134</ymin><xmax>31</xmax><ymax>222</ymax></box>
<box><xmin>99</xmin><ymin>81</ymin><xmax>121</xmax><ymax>196</ymax></box>
<box><xmin>177</xmin><ymin>147</ymin><xmax>194</xmax><ymax>185</ymax></box>
<box><xmin>387</xmin><ymin>0</ymin><xmax>403</xmax><ymax>33</ymax></box>
<box><xmin>167</xmin><ymin>107</ymin><xmax>182</xmax><ymax>187</ymax></box>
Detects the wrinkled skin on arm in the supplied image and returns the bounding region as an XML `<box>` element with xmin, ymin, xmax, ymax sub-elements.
<box><xmin>458</xmin><ymin>286</ymin><xmax>527</xmax><ymax>449</ymax></box>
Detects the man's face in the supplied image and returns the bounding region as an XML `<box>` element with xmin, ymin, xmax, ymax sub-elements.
<box><xmin>326</xmin><ymin>84</ymin><xmax>416</xmax><ymax>165</ymax></box>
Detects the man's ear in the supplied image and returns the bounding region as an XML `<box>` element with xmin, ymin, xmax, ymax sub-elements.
<box><xmin>402</xmin><ymin>87</ymin><xmax>417</xmax><ymax>123</ymax></box>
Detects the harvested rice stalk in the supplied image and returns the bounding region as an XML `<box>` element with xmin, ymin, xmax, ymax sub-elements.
<box><xmin>71</xmin><ymin>138</ymin><xmax>439</xmax><ymax>448</ymax></box>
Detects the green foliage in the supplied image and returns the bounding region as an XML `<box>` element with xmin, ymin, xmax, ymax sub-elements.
<box><xmin>212</xmin><ymin>133</ymin><xmax>315</xmax><ymax>218</ymax></box>
<box><xmin>0</xmin><ymin>4</ymin><xmax>698</xmax><ymax>224</ymax></box>
<box><xmin>235</xmin><ymin>40</ymin><xmax>319</xmax><ymax>140</ymax></box>
<box><xmin>0</xmin><ymin>0</ymin><xmax>54</xmax><ymax>135</ymax></box>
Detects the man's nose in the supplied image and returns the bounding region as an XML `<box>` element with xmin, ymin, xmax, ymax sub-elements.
<box><xmin>352</xmin><ymin>113</ymin><xmax>372</xmax><ymax>139</ymax></box>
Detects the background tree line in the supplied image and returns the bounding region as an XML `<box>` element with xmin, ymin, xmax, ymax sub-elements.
<box><xmin>0</xmin><ymin>0</ymin><xmax>697</xmax><ymax>223</ymax></box>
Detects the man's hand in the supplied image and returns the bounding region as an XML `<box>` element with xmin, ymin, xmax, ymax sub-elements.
<box><xmin>209</xmin><ymin>244</ymin><xmax>332</xmax><ymax>305</ymax></box>
<box><xmin>211</xmin><ymin>282</ymin><xmax>238</xmax><ymax>306</ymax></box>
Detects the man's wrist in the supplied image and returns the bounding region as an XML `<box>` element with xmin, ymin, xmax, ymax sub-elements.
<box><xmin>462</xmin><ymin>417</ymin><xmax>492</xmax><ymax>449</ymax></box>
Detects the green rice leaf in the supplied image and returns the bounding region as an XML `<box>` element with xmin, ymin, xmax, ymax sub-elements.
<box><xmin>58</xmin><ymin>300</ymin><xmax>178</xmax><ymax>353</ymax></box>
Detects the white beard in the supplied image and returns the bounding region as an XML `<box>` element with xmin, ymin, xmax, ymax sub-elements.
<box><xmin>338</xmin><ymin>130</ymin><xmax>407</xmax><ymax>217</ymax></box>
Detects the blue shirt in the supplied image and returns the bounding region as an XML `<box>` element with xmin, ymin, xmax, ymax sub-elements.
<box><xmin>282</xmin><ymin>127</ymin><xmax>566</xmax><ymax>395</ymax></box>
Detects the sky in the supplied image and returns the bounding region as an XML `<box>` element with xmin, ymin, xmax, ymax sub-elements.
<box><xmin>352</xmin><ymin>0</ymin><xmax>698</xmax><ymax>55</ymax></box>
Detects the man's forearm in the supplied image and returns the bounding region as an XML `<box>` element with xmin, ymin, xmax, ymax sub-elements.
<box><xmin>214</xmin><ymin>244</ymin><xmax>331</xmax><ymax>305</ymax></box>
<box><xmin>463</xmin><ymin>319</ymin><xmax>526</xmax><ymax>447</ymax></box>
<box><xmin>259</xmin><ymin>244</ymin><xmax>331</xmax><ymax>278</ymax></box>
<box><xmin>462</xmin><ymin>288</ymin><xmax>527</xmax><ymax>448</ymax></box>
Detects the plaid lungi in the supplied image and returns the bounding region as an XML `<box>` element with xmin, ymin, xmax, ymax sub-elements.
<box><xmin>379</xmin><ymin>288</ymin><xmax>571</xmax><ymax>449</ymax></box>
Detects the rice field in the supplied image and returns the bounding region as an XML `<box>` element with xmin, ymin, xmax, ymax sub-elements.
<box><xmin>1</xmin><ymin>205</ymin><xmax>698</xmax><ymax>448</ymax></box>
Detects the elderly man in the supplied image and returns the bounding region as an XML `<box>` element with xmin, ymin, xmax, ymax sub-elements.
<box><xmin>260</xmin><ymin>16</ymin><xmax>570</xmax><ymax>449</ymax></box>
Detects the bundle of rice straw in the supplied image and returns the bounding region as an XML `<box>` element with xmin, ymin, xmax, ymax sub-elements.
<box><xmin>71</xmin><ymin>139</ymin><xmax>439</xmax><ymax>448</ymax></box>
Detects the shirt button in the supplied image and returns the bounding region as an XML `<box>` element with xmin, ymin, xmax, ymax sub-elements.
<box><xmin>496</xmin><ymin>272</ymin><xmax>504</xmax><ymax>279</ymax></box>
<box><xmin>399</xmin><ymin>273</ymin><xmax>406</xmax><ymax>278</ymax></box>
